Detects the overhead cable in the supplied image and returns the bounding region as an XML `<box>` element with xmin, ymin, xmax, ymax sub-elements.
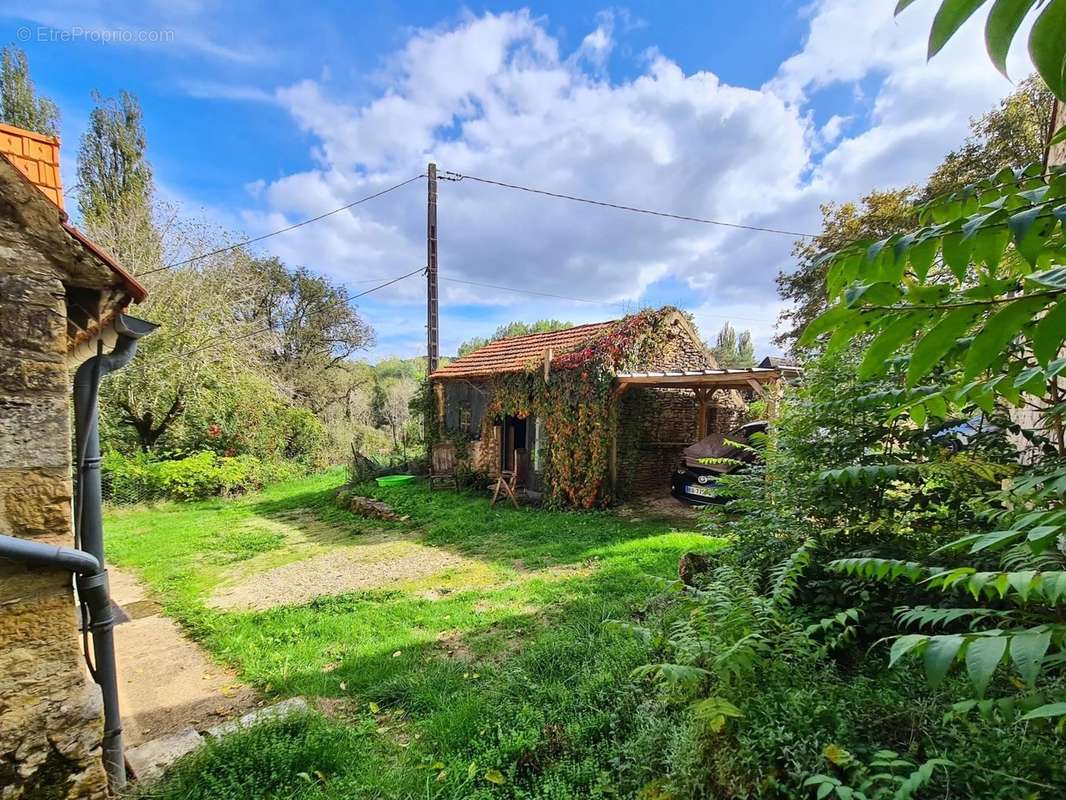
<box><xmin>440</xmin><ymin>170</ymin><xmax>816</xmax><ymax>238</ymax></box>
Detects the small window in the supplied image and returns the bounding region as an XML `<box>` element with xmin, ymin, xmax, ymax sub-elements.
<box><xmin>459</xmin><ymin>406</ymin><xmax>472</xmax><ymax>433</ymax></box>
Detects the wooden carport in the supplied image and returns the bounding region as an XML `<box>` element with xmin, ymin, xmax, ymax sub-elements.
<box><xmin>608</xmin><ymin>366</ymin><xmax>801</xmax><ymax>494</ymax></box>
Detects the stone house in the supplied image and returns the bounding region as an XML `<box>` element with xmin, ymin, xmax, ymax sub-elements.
<box><xmin>0</xmin><ymin>123</ymin><xmax>149</xmax><ymax>798</ymax></box>
<box><xmin>429</xmin><ymin>307</ymin><xmax>791</xmax><ymax>504</ymax></box>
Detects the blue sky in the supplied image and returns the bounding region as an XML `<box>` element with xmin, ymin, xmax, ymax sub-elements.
<box><xmin>4</xmin><ymin>1</ymin><xmax>1033</xmax><ymax>360</ymax></box>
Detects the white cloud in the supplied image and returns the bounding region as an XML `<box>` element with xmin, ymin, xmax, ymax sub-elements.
<box><xmin>176</xmin><ymin>80</ymin><xmax>275</xmax><ymax>102</ymax></box>
<box><xmin>820</xmin><ymin>114</ymin><xmax>850</xmax><ymax>145</ymax></box>
<box><xmin>235</xmin><ymin>2</ymin><xmax>1029</xmax><ymax>359</ymax></box>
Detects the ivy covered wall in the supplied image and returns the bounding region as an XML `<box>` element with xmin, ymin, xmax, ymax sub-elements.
<box><xmin>432</xmin><ymin>307</ymin><xmax>718</xmax><ymax>507</ymax></box>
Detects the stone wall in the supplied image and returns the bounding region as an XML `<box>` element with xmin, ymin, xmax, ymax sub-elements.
<box><xmin>618</xmin><ymin>387</ymin><xmax>747</xmax><ymax>498</ymax></box>
<box><xmin>642</xmin><ymin>315</ymin><xmax>717</xmax><ymax>372</ymax></box>
<box><xmin>0</xmin><ymin>262</ymin><xmax>108</xmax><ymax>798</ymax></box>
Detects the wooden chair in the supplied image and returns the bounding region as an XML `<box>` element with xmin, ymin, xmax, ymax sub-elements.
<box><xmin>491</xmin><ymin>448</ymin><xmax>524</xmax><ymax>508</ymax></box>
<box><xmin>429</xmin><ymin>442</ymin><xmax>459</xmax><ymax>490</ymax></box>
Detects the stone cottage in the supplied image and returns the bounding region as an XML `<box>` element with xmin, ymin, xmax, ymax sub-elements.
<box><xmin>0</xmin><ymin>123</ymin><xmax>148</xmax><ymax>798</ymax></box>
<box><xmin>429</xmin><ymin>307</ymin><xmax>790</xmax><ymax>506</ymax></box>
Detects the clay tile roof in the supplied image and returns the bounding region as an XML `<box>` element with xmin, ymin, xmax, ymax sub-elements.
<box><xmin>0</xmin><ymin>146</ymin><xmax>147</xmax><ymax>303</ymax></box>
<box><xmin>431</xmin><ymin>320</ymin><xmax>617</xmax><ymax>379</ymax></box>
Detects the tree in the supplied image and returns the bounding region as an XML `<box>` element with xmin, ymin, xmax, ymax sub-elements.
<box><xmin>924</xmin><ymin>75</ymin><xmax>1054</xmax><ymax>200</ymax></box>
<box><xmin>776</xmin><ymin>76</ymin><xmax>1053</xmax><ymax>350</ymax></box>
<box><xmin>370</xmin><ymin>377</ymin><xmax>416</xmax><ymax>453</ymax></box>
<box><xmin>457</xmin><ymin>318</ymin><xmax>572</xmax><ymax>356</ymax></box>
<box><xmin>95</xmin><ymin>204</ymin><xmax>305</xmax><ymax>456</ymax></box>
<box><xmin>777</xmin><ymin>189</ymin><xmax>917</xmax><ymax>347</ymax></box>
<box><xmin>102</xmin><ymin>267</ymin><xmax>263</xmax><ymax>452</ymax></box>
<box><xmin>710</xmin><ymin>322</ymin><xmax>755</xmax><ymax>368</ymax></box>
<box><xmin>243</xmin><ymin>256</ymin><xmax>374</xmax><ymax>412</ymax></box>
<box><xmin>77</xmin><ymin>90</ymin><xmax>160</xmax><ymax>270</ymax></box>
<box><xmin>0</xmin><ymin>47</ymin><xmax>59</xmax><ymax>136</ymax></box>
<box><xmin>805</xmin><ymin>140</ymin><xmax>1066</xmax><ymax>718</ymax></box>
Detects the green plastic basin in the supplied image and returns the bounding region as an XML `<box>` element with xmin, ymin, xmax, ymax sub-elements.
<box><xmin>376</xmin><ymin>474</ymin><xmax>416</xmax><ymax>487</ymax></box>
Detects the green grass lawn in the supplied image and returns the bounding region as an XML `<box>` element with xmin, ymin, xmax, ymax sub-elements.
<box><xmin>105</xmin><ymin>470</ymin><xmax>720</xmax><ymax>799</ymax></box>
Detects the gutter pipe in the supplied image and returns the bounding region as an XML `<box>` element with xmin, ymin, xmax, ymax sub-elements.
<box><xmin>69</xmin><ymin>313</ymin><xmax>158</xmax><ymax>791</ymax></box>
<box><xmin>0</xmin><ymin>535</ymin><xmax>100</xmax><ymax>574</ymax></box>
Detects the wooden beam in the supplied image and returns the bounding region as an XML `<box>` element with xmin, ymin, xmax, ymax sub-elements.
<box><xmin>695</xmin><ymin>387</ymin><xmax>708</xmax><ymax>439</ymax></box>
<box><xmin>613</xmin><ymin>372</ymin><xmax>783</xmax><ymax>389</ymax></box>
<box><xmin>609</xmin><ymin>417</ymin><xmax>619</xmax><ymax>498</ymax></box>
<box><xmin>433</xmin><ymin>381</ymin><xmax>445</xmax><ymax>423</ymax></box>
<box><xmin>746</xmin><ymin>378</ymin><xmax>767</xmax><ymax>397</ymax></box>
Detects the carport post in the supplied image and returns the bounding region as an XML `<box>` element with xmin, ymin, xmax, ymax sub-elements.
<box><xmin>695</xmin><ymin>388</ymin><xmax>708</xmax><ymax>439</ymax></box>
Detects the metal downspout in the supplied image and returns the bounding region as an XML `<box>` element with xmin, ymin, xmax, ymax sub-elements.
<box><xmin>72</xmin><ymin>314</ymin><xmax>158</xmax><ymax>791</ymax></box>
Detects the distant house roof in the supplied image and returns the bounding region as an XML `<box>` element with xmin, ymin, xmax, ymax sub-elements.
<box><xmin>758</xmin><ymin>355</ymin><xmax>797</xmax><ymax>369</ymax></box>
<box><xmin>431</xmin><ymin>321</ymin><xmax>614</xmax><ymax>379</ymax></box>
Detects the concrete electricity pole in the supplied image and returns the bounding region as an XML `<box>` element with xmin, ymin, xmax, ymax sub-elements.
<box><xmin>426</xmin><ymin>162</ymin><xmax>440</xmax><ymax>375</ymax></box>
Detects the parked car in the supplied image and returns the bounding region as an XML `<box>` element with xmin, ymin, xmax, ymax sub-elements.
<box><xmin>670</xmin><ymin>421</ymin><xmax>767</xmax><ymax>506</ymax></box>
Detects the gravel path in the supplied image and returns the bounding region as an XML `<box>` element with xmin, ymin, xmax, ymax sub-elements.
<box><xmin>209</xmin><ymin>541</ymin><xmax>478</xmax><ymax>610</ymax></box>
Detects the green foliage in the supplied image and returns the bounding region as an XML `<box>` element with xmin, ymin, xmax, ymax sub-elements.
<box><xmin>103</xmin><ymin>450</ymin><xmax>302</xmax><ymax>503</ymax></box>
<box><xmin>925</xmin><ymin>75</ymin><xmax>1054</xmax><ymax>200</ymax></box>
<box><xmin>897</xmin><ymin>0</ymin><xmax>1066</xmax><ymax>101</ymax></box>
<box><xmin>802</xmin><ymin>164</ymin><xmax>1066</xmax><ymax>429</ymax></box>
<box><xmin>0</xmin><ymin>47</ymin><xmax>59</xmax><ymax>135</ymax></box>
<box><xmin>134</xmin><ymin>712</ymin><xmax>373</xmax><ymax>800</ymax></box>
<box><xmin>77</xmin><ymin>89</ymin><xmax>160</xmax><ymax>270</ymax></box>
<box><xmin>804</xmin><ymin>749</ymin><xmax>953</xmax><ymax>800</ymax></box>
<box><xmin>611</xmin><ymin>544</ymin><xmax>816</xmax><ymax>716</ymax></box>
<box><xmin>778</xmin><ymin>77</ymin><xmax>1053</xmax><ymax>348</ymax></box>
<box><xmin>799</xmin><ymin>145</ymin><xmax>1066</xmax><ymax>721</ymax></box>
<box><xmin>710</xmin><ymin>322</ymin><xmax>756</xmax><ymax>368</ymax></box>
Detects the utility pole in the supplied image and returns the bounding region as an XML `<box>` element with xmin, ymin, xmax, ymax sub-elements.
<box><xmin>426</xmin><ymin>162</ymin><xmax>439</xmax><ymax>375</ymax></box>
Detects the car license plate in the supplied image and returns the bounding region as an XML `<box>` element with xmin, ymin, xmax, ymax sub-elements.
<box><xmin>686</xmin><ymin>484</ymin><xmax>716</xmax><ymax>498</ymax></box>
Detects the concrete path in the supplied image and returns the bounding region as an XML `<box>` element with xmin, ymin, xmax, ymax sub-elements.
<box><xmin>109</xmin><ymin>567</ymin><xmax>259</xmax><ymax>746</ymax></box>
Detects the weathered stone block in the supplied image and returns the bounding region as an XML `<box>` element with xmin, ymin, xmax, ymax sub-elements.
<box><xmin>1</xmin><ymin>469</ymin><xmax>72</xmax><ymax>538</ymax></box>
<box><xmin>0</xmin><ymin>582</ymin><xmax>108</xmax><ymax>800</ymax></box>
<box><xmin>0</xmin><ymin>304</ymin><xmax>65</xmax><ymax>355</ymax></box>
<box><xmin>0</xmin><ymin>394</ymin><xmax>70</xmax><ymax>469</ymax></box>
<box><xmin>0</xmin><ymin>354</ymin><xmax>65</xmax><ymax>394</ymax></box>
<box><xmin>126</xmin><ymin>729</ymin><xmax>203</xmax><ymax>784</ymax></box>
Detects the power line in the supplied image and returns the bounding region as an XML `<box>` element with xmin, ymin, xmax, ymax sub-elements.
<box><xmin>139</xmin><ymin>174</ymin><xmax>426</xmax><ymax>277</ymax></box>
<box><xmin>442</xmin><ymin>275</ymin><xmax>616</xmax><ymax>306</ymax></box>
<box><xmin>353</xmin><ymin>267</ymin><xmax>424</xmax><ymax>298</ymax></box>
<box><xmin>439</xmin><ymin>170</ymin><xmax>816</xmax><ymax>238</ymax></box>
<box><xmin>150</xmin><ymin>268</ymin><xmax>424</xmax><ymax>366</ymax></box>
<box><xmin>440</xmin><ymin>274</ymin><xmax>777</xmax><ymax>325</ymax></box>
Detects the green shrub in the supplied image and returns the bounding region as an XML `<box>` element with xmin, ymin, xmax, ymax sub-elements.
<box><xmin>103</xmin><ymin>451</ymin><xmax>303</xmax><ymax>503</ymax></box>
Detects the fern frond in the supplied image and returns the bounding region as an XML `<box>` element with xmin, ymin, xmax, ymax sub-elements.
<box><xmin>893</xmin><ymin>605</ymin><xmax>1013</xmax><ymax>631</ymax></box>
<box><xmin>770</xmin><ymin>540</ymin><xmax>813</xmax><ymax>607</ymax></box>
<box><xmin>819</xmin><ymin>464</ymin><xmax>918</xmax><ymax>486</ymax></box>
<box><xmin>829</xmin><ymin>558</ymin><xmax>926</xmax><ymax>582</ymax></box>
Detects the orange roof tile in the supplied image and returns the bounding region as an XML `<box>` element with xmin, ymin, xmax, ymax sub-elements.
<box><xmin>431</xmin><ymin>320</ymin><xmax>616</xmax><ymax>379</ymax></box>
<box><xmin>0</xmin><ymin>122</ymin><xmax>63</xmax><ymax>210</ymax></box>
<box><xmin>0</xmin><ymin>146</ymin><xmax>147</xmax><ymax>304</ymax></box>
